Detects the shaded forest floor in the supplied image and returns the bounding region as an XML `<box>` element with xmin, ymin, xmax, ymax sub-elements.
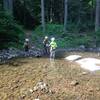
<box><xmin>0</xmin><ymin>52</ymin><xmax>100</xmax><ymax>100</ymax></box>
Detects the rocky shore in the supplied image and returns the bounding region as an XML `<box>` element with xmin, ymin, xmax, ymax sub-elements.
<box><xmin>0</xmin><ymin>45</ymin><xmax>100</xmax><ymax>63</ymax></box>
<box><xmin>0</xmin><ymin>47</ymin><xmax>42</xmax><ymax>63</ymax></box>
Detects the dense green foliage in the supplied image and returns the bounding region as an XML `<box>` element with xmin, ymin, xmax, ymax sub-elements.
<box><xmin>0</xmin><ymin>0</ymin><xmax>100</xmax><ymax>49</ymax></box>
<box><xmin>13</xmin><ymin>0</ymin><xmax>96</xmax><ymax>31</ymax></box>
<box><xmin>33</xmin><ymin>24</ymin><xmax>100</xmax><ymax>48</ymax></box>
<box><xmin>0</xmin><ymin>11</ymin><xmax>24</xmax><ymax>49</ymax></box>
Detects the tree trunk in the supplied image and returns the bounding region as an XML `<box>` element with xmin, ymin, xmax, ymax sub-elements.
<box><xmin>95</xmin><ymin>0</ymin><xmax>100</xmax><ymax>31</ymax></box>
<box><xmin>64</xmin><ymin>0</ymin><xmax>68</xmax><ymax>33</ymax></box>
<box><xmin>78</xmin><ymin>0</ymin><xmax>82</xmax><ymax>26</ymax></box>
<box><xmin>0</xmin><ymin>0</ymin><xmax>3</xmax><ymax>10</ymax></box>
<box><xmin>23</xmin><ymin>0</ymin><xmax>26</xmax><ymax>26</ymax></box>
<box><xmin>41</xmin><ymin>0</ymin><xmax>45</xmax><ymax>34</ymax></box>
<box><xmin>60</xmin><ymin>0</ymin><xmax>64</xmax><ymax>24</ymax></box>
<box><xmin>3</xmin><ymin>0</ymin><xmax>13</xmax><ymax>14</ymax></box>
<box><xmin>50</xmin><ymin>3</ymin><xmax>53</xmax><ymax>23</ymax></box>
<box><xmin>91</xmin><ymin>0</ymin><xmax>94</xmax><ymax>24</ymax></box>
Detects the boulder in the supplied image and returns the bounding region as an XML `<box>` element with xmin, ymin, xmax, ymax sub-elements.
<box><xmin>55</xmin><ymin>49</ymin><xmax>68</xmax><ymax>58</ymax></box>
<box><xmin>65</xmin><ymin>55</ymin><xmax>82</xmax><ymax>61</ymax></box>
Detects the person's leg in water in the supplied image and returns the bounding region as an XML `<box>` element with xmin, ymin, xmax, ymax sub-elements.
<box><xmin>25</xmin><ymin>46</ymin><xmax>29</xmax><ymax>52</ymax></box>
<box><xmin>52</xmin><ymin>50</ymin><xmax>55</xmax><ymax>59</ymax></box>
<box><xmin>44</xmin><ymin>45</ymin><xmax>50</xmax><ymax>55</ymax></box>
<box><xmin>47</xmin><ymin>46</ymin><xmax>50</xmax><ymax>55</ymax></box>
<box><xmin>50</xmin><ymin>50</ymin><xmax>52</xmax><ymax>59</ymax></box>
<box><xmin>50</xmin><ymin>49</ymin><xmax>55</xmax><ymax>60</ymax></box>
<box><xmin>44</xmin><ymin>45</ymin><xmax>47</xmax><ymax>55</ymax></box>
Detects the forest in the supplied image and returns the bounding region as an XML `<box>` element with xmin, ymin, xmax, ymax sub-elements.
<box><xmin>0</xmin><ymin>0</ymin><xmax>100</xmax><ymax>49</ymax></box>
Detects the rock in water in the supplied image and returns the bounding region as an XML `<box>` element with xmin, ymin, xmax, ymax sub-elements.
<box><xmin>80</xmin><ymin>72</ymin><xmax>88</xmax><ymax>75</ymax></box>
<box><xmin>29</xmin><ymin>89</ymin><xmax>33</xmax><ymax>93</ymax></box>
<box><xmin>65</xmin><ymin>55</ymin><xmax>82</xmax><ymax>61</ymax></box>
<box><xmin>21</xmin><ymin>95</ymin><xmax>26</xmax><ymax>99</ymax></box>
<box><xmin>35</xmin><ymin>99</ymin><xmax>40</xmax><ymax>100</ymax></box>
<box><xmin>70</xmin><ymin>80</ymin><xmax>79</xmax><ymax>86</ymax></box>
<box><xmin>55</xmin><ymin>49</ymin><xmax>67</xmax><ymax>58</ymax></box>
<box><xmin>33</xmin><ymin>86</ymin><xmax>38</xmax><ymax>91</ymax></box>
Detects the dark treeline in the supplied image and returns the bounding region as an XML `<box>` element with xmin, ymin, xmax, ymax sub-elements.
<box><xmin>1</xmin><ymin>0</ymin><xmax>98</xmax><ymax>30</ymax></box>
<box><xmin>0</xmin><ymin>0</ymin><xmax>100</xmax><ymax>49</ymax></box>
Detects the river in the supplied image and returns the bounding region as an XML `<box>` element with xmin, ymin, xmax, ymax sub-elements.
<box><xmin>0</xmin><ymin>52</ymin><xmax>100</xmax><ymax>100</ymax></box>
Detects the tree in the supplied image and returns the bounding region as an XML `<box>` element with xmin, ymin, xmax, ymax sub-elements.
<box><xmin>95</xmin><ymin>0</ymin><xmax>100</xmax><ymax>31</ymax></box>
<box><xmin>64</xmin><ymin>0</ymin><xmax>68</xmax><ymax>33</ymax></box>
<box><xmin>41</xmin><ymin>0</ymin><xmax>45</xmax><ymax>34</ymax></box>
<box><xmin>0</xmin><ymin>0</ymin><xmax>3</xmax><ymax>10</ymax></box>
<box><xmin>3</xmin><ymin>0</ymin><xmax>13</xmax><ymax>14</ymax></box>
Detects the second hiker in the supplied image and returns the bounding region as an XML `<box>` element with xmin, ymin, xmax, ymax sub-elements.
<box><xmin>43</xmin><ymin>36</ymin><xmax>49</xmax><ymax>55</ymax></box>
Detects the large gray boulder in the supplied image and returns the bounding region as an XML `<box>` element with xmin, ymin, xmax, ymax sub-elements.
<box><xmin>55</xmin><ymin>49</ymin><xmax>68</xmax><ymax>58</ymax></box>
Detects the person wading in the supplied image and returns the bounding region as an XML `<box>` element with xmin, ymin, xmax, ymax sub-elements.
<box><xmin>24</xmin><ymin>38</ymin><xmax>30</xmax><ymax>52</ymax></box>
<box><xmin>50</xmin><ymin>37</ymin><xmax>57</xmax><ymax>59</ymax></box>
<box><xmin>43</xmin><ymin>36</ymin><xmax>49</xmax><ymax>55</ymax></box>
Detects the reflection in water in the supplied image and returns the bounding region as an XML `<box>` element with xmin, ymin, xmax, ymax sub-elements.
<box><xmin>50</xmin><ymin>59</ymin><xmax>55</xmax><ymax>68</ymax></box>
<box><xmin>49</xmin><ymin>59</ymin><xmax>60</xmax><ymax>74</ymax></box>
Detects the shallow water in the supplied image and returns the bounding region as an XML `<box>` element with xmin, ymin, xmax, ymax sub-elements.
<box><xmin>0</xmin><ymin>52</ymin><xmax>100</xmax><ymax>100</ymax></box>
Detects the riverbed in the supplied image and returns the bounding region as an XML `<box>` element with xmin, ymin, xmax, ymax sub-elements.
<box><xmin>0</xmin><ymin>52</ymin><xmax>100</xmax><ymax>100</ymax></box>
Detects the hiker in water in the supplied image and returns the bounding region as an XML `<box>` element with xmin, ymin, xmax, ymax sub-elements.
<box><xmin>43</xmin><ymin>36</ymin><xmax>49</xmax><ymax>55</ymax></box>
<box><xmin>50</xmin><ymin>37</ymin><xmax>57</xmax><ymax>59</ymax></box>
<box><xmin>24</xmin><ymin>38</ymin><xmax>30</xmax><ymax>52</ymax></box>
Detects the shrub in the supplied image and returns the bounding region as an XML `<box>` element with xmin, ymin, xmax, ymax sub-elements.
<box><xmin>33</xmin><ymin>24</ymin><xmax>97</xmax><ymax>48</ymax></box>
<box><xmin>34</xmin><ymin>24</ymin><xmax>63</xmax><ymax>36</ymax></box>
<box><xmin>0</xmin><ymin>11</ymin><xmax>25</xmax><ymax>49</ymax></box>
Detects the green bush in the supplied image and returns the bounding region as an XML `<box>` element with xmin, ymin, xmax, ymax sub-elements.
<box><xmin>0</xmin><ymin>11</ymin><xmax>25</xmax><ymax>49</ymax></box>
<box><xmin>33</xmin><ymin>24</ymin><xmax>97</xmax><ymax>48</ymax></box>
<box><xmin>34</xmin><ymin>24</ymin><xmax>63</xmax><ymax>36</ymax></box>
<box><xmin>32</xmin><ymin>24</ymin><xmax>64</xmax><ymax>48</ymax></box>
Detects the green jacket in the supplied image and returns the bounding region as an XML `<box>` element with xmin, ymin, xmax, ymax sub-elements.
<box><xmin>50</xmin><ymin>41</ymin><xmax>57</xmax><ymax>49</ymax></box>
